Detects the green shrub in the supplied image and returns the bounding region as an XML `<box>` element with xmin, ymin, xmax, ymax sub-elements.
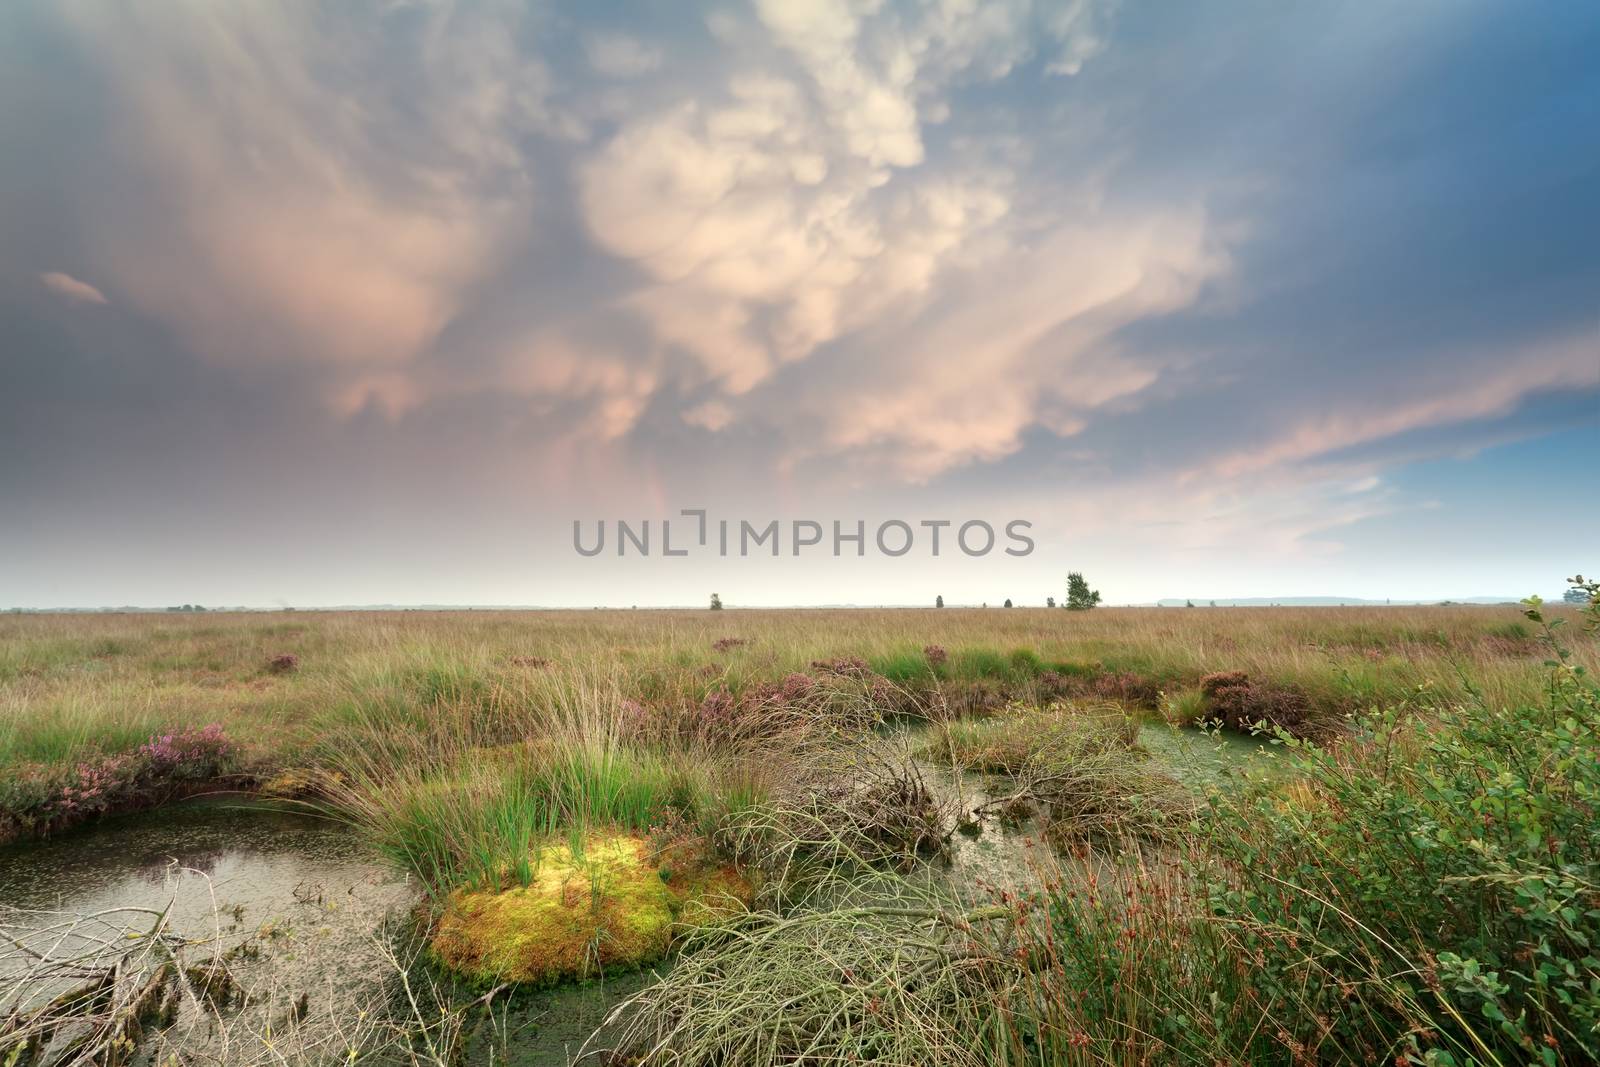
<box><xmin>999</xmin><ymin>590</ymin><xmax>1600</xmax><ymax>1064</ymax></box>
<box><xmin>1216</xmin><ymin>610</ymin><xmax>1591</xmax><ymax>1058</ymax></box>
<box><xmin>1201</xmin><ymin>659</ymin><xmax>1600</xmax><ymax>1061</ymax></box>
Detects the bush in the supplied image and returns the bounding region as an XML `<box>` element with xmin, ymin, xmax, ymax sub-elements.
<box><xmin>1084</xmin><ymin>669</ymin><xmax>1161</xmax><ymax>707</ymax></box>
<box><xmin>1199</xmin><ymin>657</ymin><xmax>1600</xmax><ymax>1062</ymax></box>
<box><xmin>1011</xmin><ymin>598</ymin><xmax>1600</xmax><ymax>1064</ymax></box>
<box><xmin>1200</xmin><ymin>670</ymin><xmax>1317</xmax><ymax>736</ymax></box>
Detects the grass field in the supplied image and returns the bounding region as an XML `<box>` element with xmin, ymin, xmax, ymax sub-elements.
<box><xmin>0</xmin><ymin>603</ymin><xmax>1567</xmax><ymax>777</ymax></box>
<box><xmin>2</xmin><ymin>599</ymin><xmax>1597</xmax><ymax>1064</ymax></box>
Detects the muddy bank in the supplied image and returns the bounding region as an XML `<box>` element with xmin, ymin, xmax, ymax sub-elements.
<box><xmin>0</xmin><ymin>797</ymin><xmax>417</xmax><ymax>1064</ymax></box>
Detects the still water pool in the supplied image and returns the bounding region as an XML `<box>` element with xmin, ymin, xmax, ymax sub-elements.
<box><xmin>0</xmin><ymin>797</ymin><xmax>647</xmax><ymax>1066</ymax></box>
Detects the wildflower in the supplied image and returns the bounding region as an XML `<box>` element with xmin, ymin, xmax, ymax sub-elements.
<box><xmin>810</xmin><ymin>656</ymin><xmax>868</xmax><ymax>677</ymax></box>
<box><xmin>779</xmin><ymin>672</ymin><xmax>814</xmax><ymax>702</ymax></box>
<box><xmin>698</xmin><ymin>690</ymin><xmax>736</xmax><ymax>732</ymax></box>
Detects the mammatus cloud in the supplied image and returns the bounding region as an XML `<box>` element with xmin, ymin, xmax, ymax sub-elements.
<box><xmin>4</xmin><ymin>0</ymin><xmax>1594</xmax><ymax>604</ymax></box>
<box><xmin>43</xmin><ymin>0</ymin><xmax>1129</xmax><ymax>461</ymax></box>
<box><xmin>578</xmin><ymin>0</ymin><xmax>1156</xmax><ymax>477</ymax></box>
<box><xmin>55</xmin><ymin>0</ymin><xmax>556</xmax><ymax>416</ymax></box>
<box><xmin>39</xmin><ymin>271</ymin><xmax>107</xmax><ymax>305</ymax></box>
<box><xmin>782</xmin><ymin>209</ymin><xmax>1227</xmax><ymax>480</ymax></box>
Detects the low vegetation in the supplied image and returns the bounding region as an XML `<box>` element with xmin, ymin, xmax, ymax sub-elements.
<box><xmin>1</xmin><ymin>593</ymin><xmax>1596</xmax><ymax>1064</ymax></box>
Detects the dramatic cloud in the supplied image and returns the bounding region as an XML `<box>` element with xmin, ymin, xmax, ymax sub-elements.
<box><xmin>1</xmin><ymin>0</ymin><xmax>1595</xmax><ymax>606</ymax></box>
<box><xmin>51</xmin><ymin>0</ymin><xmax>557</xmax><ymax>414</ymax></box>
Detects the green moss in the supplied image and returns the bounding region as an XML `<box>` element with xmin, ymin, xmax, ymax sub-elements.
<box><xmin>430</xmin><ymin>832</ymin><xmax>751</xmax><ymax>987</ymax></box>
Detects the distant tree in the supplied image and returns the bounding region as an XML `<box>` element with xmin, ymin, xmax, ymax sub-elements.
<box><xmin>1046</xmin><ymin>596</ymin><xmax>1056</xmax><ymax>608</ymax></box>
<box><xmin>1065</xmin><ymin>572</ymin><xmax>1101</xmax><ymax>611</ymax></box>
<box><xmin>1565</xmin><ymin>585</ymin><xmax>1591</xmax><ymax>605</ymax></box>
<box><xmin>1003</xmin><ymin>598</ymin><xmax>1013</xmax><ymax>608</ymax></box>
<box><xmin>936</xmin><ymin>595</ymin><xmax>944</xmax><ymax>608</ymax></box>
<box><xmin>709</xmin><ymin>593</ymin><xmax>723</xmax><ymax>611</ymax></box>
<box><xmin>1209</xmin><ymin>600</ymin><xmax>1217</xmax><ymax>608</ymax></box>
<box><xmin>1185</xmin><ymin>599</ymin><xmax>1195</xmax><ymax>608</ymax></box>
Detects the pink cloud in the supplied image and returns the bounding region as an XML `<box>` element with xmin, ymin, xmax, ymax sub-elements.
<box><xmin>1200</xmin><ymin>332</ymin><xmax>1600</xmax><ymax>482</ymax></box>
<box><xmin>40</xmin><ymin>271</ymin><xmax>108</xmax><ymax>305</ymax></box>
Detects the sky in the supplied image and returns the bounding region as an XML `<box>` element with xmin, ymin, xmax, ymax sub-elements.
<box><xmin>1</xmin><ymin>0</ymin><xmax>1596</xmax><ymax>609</ymax></box>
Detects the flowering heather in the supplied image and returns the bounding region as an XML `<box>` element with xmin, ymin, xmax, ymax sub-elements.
<box><xmin>266</xmin><ymin>652</ymin><xmax>300</xmax><ymax>674</ymax></box>
<box><xmin>4</xmin><ymin>724</ymin><xmax>240</xmax><ymax>836</ymax></box>
<box><xmin>780</xmin><ymin>672</ymin><xmax>816</xmax><ymax>702</ymax></box>
<box><xmin>52</xmin><ymin>754</ymin><xmax>138</xmax><ymax>815</ymax></box>
<box><xmin>711</xmin><ymin>637</ymin><xmax>748</xmax><ymax>652</ymax></box>
<box><xmin>697</xmin><ymin>690</ymin><xmax>737</xmax><ymax>731</ymax></box>
<box><xmin>810</xmin><ymin>656</ymin><xmax>869</xmax><ymax>677</ymax></box>
<box><xmin>1198</xmin><ymin>671</ymin><xmax>1314</xmax><ymax>736</ymax></box>
<box><xmin>510</xmin><ymin>655</ymin><xmax>551</xmax><ymax>668</ymax></box>
<box><xmin>923</xmin><ymin>644</ymin><xmax>948</xmax><ymax>668</ymax></box>
<box><xmin>138</xmin><ymin>722</ymin><xmax>234</xmax><ymax>777</ymax></box>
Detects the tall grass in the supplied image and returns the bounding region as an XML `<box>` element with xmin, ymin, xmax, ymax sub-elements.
<box><xmin>332</xmin><ymin>740</ymin><xmax>737</xmax><ymax>894</ymax></box>
<box><xmin>2</xmin><ymin>601</ymin><xmax>1585</xmax><ymax>858</ymax></box>
<box><xmin>0</xmin><ymin>602</ymin><xmax>1579</xmax><ymax>771</ymax></box>
<box><xmin>0</xmin><ymin>684</ymin><xmax>169</xmax><ymax>766</ymax></box>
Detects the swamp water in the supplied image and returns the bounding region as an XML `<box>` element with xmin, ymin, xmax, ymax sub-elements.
<box><xmin>0</xmin><ymin>799</ymin><xmax>649</xmax><ymax>1066</ymax></box>
<box><xmin>899</xmin><ymin>719</ymin><xmax>1270</xmax><ymax>894</ymax></box>
<box><xmin>0</xmin><ymin>726</ymin><xmax>1267</xmax><ymax>1065</ymax></box>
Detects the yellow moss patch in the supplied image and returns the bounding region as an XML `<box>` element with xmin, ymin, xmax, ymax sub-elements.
<box><xmin>430</xmin><ymin>833</ymin><xmax>752</xmax><ymax>986</ymax></box>
<box><xmin>655</xmin><ymin>836</ymin><xmax>755</xmax><ymax>924</ymax></box>
<box><xmin>258</xmin><ymin>766</ymin><xmax>343</xmax><ymax>798</ymax></box>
